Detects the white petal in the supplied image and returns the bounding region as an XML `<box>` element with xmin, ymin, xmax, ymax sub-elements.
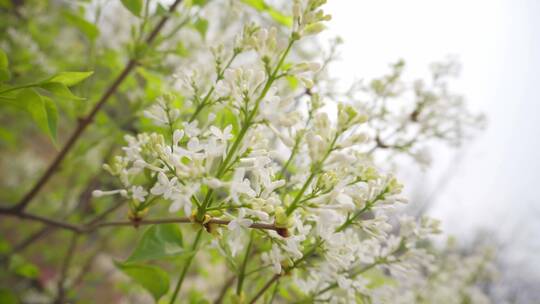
<box><xmin>169</xmin><ymin>201</ymin><xmax>182</xmax><ymax>213</ymax></box>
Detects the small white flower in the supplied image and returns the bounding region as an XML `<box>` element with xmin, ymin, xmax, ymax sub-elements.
<box><xmin>168</xmin><ymin>183</ymin><xmax>199</xmax><ymax>215</ymax></box>
<box><xmin>228</xmin><ymin>168</ymin><xmax>256</xmax><ymax>203</ymax></box>
<box><xmin>173</xmin><ymin>129</ymin><xmax>184</xmax><ymax>146</ymax></box>
<box><xmin>227</xmin><ymin>209</ymin><xmax>253</xmax><ymax>231</ymax></box>
<box><xmin>144</xmin><ymin>103</ymin><xmax>169</xmax><ymax>126</ymax></box>
<box><xmin>265</xmin><ymin>244</ymin><xmax>283</xmax><ymax>274</ymax></box>
<box><xmin>205</xmin><ymin>177</ymin><xmax>223</xmax><ymax>189</ymax></box>
<box><xmin>150</xmin><ymin>172</ymin><xmax>178</xmax><ymax>199</ymax></box>
<box><xmin>92</xmin><ymin>189</ymin><xmax>128</xmax><ymax>198</ymax></box>
<box><xmin>183</xmin><ymin>121</ymin><xmax>200</xmax><ymax>137</ymax></box>
<box><xmin>210</xmin><ymin>125</ymin><xmax>233</xmax><ymax>142</ymax></box>
<box><xmin>131</xmin><ymin>186</ymin><xmax>148</xmax><ymax>202</ymax></box>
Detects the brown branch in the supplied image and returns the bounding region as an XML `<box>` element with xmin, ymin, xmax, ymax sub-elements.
<box><xmin>10</xmin><ymin>225</ymin><xmax>55</xmax><ymax>254</ymax></box>
<box><xmin>0</xmin><ymin>208</ymin><xmax>83</xmax><ymax>232</ymax></box>
<box><xmin>85</xmin><ymin>201</ymin><xmax>125</xmax><ymax>226</ymax></box>
<box><xmin>12</xmin><ymin>0</ymin><xmax>184</xmax><ymax>213</ymax></box>
<box><xmin>5</xmin><ymin>201</ymin><xmax>123</xmax><ymax>256</ymax></box>
<box><xmin>0</xmin><ymin>208</ymin><xmax>288</xmax><ymax>235</ymax></box>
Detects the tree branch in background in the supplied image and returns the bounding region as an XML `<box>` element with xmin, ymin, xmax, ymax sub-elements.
<box><xmin>12</xmin><ymin>0</ymin><xmax>184</xmax><ymax>212</ymax></box>
<box><xmin>54</xmin><ymin>233</ymin><xmax>79</xmax><ymax>304</ymax></box>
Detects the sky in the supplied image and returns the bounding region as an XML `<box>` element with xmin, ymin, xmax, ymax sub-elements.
<box><xmin>323</xmin><ymin>0</ymin><xmax>540</xmax><ymax>275</ymax></box>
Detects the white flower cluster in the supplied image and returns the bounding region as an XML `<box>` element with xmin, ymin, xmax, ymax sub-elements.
<box><xmin>342</xmin><ymin>59</ymin><xmax>486</xmax><ymax>167</ymax></box>
<box><xmin>93</xmin><ymin>1</ymin><xmax>493</xmax><ymax>302</ymax></box>
<box><xmin>371</xmin><ymin>242</ymin><xmax>497</xmax><ymax>304</ymax></box>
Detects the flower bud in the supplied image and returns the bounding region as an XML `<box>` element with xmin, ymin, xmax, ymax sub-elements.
<box><xmin>274</xmin><ymin>207</ymin><xmax>290</xmax><ymax>228</ymax></box>
<box><xmin>303</xmin><ymin>23</ymin><xmax>326</xmax><ymax>36</ymax></box>
<box><xmin>316</xmin><ymin>171</ymin><xmax>338</xmax><ymax>192</ymax></box>
<box><xmin>293</xmin><ymin>1</ymin><xmax>302</xmax><ymax>19</ymax></box>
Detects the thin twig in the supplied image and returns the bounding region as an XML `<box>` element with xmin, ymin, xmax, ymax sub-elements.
<box><xmin>12</xmin><ymin>0</ymin><xmax>184</xmax><ymax>212</ymax></box>
<box><xmin>10</xmin><ymin>225</ymin><xmax>55</xmax><ymax>254</ymax></box>
<box><xmin>72</xmin><ymin>235</ymin><xmax>112</xmax><ymax>288</ymax></box>
<box><xmin>214</xmin><ymin>275</ymin><xmax>236</xmax><ymax>304</ymax></box>
<box><xmin>0</xmin><ymin>208</ymin><xmax>287</xmax><ymax>235</ymax></box>
<box><xmin>5</xmin><ymin>201</ymin><xmax>124</xmax><ymax>256</ymax></box>
<box><xmin>169</xmin><ymin>228</ymin><xmax>203</xmax><ymax>303</ymax></box>
<box><xmin>0</xmin><ymin>208</ymin><xmax>83</xmax><ymax>232</ymax></box>
<box><xmin>249</xmin><ymin>274</ymin><xmax>281</xmax><ymax>304</ymax></box>
<box><xmin>54</xmin><ymin>233</ymin><xmax>79</xmax><ymax>304</ymax></box>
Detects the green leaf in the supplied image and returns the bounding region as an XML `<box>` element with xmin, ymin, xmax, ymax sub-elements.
<box><xmin>193</xmin><ymin>0</ymin><xmax>208</xmax><ymax>6</ymax></box>
<box><xmin>43</xmin><ymin>96</ymin><xmax>58</xmax><ymax>144</ymax></box>
<box><xmin>121</xmin><ymin>0</ymin><xmax>143</xmax><ymax>17</ymax></box>
<box><xmin>0</xmin><ymin>48</ymin><xmax>8</xmax><ymax>69</ymax></box>
<box><xmin>241</xmin><ymin>0</ymin><xmax>292</xmax><ymax>27</ymax></box>
<box><xmin>174</xmin><ymin>41</ymin><xmax>189</xmax><ymax>57</ymax></box>
<box><xmin>0</xmin><ymin>235</ymin><xmax>12</xmax><ymax>254</ymax></box>
<box><xmin>47</xmin><ymin>71</ymin><xmax>93</xmax><ymax>87</ymax></box>
<box><xmin>241</xmin><ymin>0</ymin><xmax>265</xmax><ymax>10</ymax></box>
<box><xmin>9</xmin><ymin>255</ymin><xmax>40</xmax><ymax>279</ymax></box>
<box><xmin>126</xmin><ymin>224</ymin><xmax>186</xmax><ymax>263</ymax></box>
<box><xmin>40</xmin><ymin>82</ymin><xmax>85</xmax><ymax>101</ymax></box>
<box><xmin>193</xmin><ymin>18</ymin><xmax>209</xmax><ymax>39</ymax></box>
<box><xmin>267</xmin><ymin>9</ymin><xmax>293</xmax><ymax>27</ymax></box>
<box><xmin>63</xmin><ymin>12</ymin><xmax>100</xmax><ymax>41</ymax></box>
<box><xmin>16</xmin><ymin>89</ymin><xmax>57</xmax><ymax>143</ymax></box>
<box><xmin>0</xmin><ymin>288</ymin><xmax>19</xmax><ymax>304</ymax></box>
<box><xmin>115</xmin><ymin>262</ymin><xmax>169</xmax><ymax>301</ymax></box>
<box><xmin>0</xmin><ymin>48</ymin><xmax>10</xmax><ymax>82</ymax></box>
<box><xmin>0</xmin><ymin>0</ymin><xmax>13</xmax><ymax>9</ymax></box>
<box><xmin>286</xmin><ymin>75</ymin><xmax>299</xmax><ymax>90</ymax></box>
<box><xmin>156</xmin><ymin>3</ymin><xmax>167</xmax><ymax>16</ymax></box>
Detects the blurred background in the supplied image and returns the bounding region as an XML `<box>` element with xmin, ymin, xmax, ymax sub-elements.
<box><xmin>322</xmin><ymin>0</ymin><xmax>540</xmax><ymax>301</ymax></box>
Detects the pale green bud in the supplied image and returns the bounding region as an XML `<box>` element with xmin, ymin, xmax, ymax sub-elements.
<box><xmin>361</xmin><ymin>167</ymin><xmax>379</xmax><ymax>181</ymax></box>
<box><xmin>275</xmin><ymin>207</ymin><xmax>291</xmax><ymax>228</ymax></box>
<box><xmin>302</xmin><ymin>23</ymin><xmax>326</xmax><ymax>36</ymax></box>
<box><xmin>316</xmin><ymin>171</ymin><xmax>338</xmax><ymax>192</ymax></box>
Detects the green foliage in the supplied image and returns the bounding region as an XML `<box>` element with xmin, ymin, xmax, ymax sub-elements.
<box><xmin>0</xmin><ymin>288</ymin><xmax>19</xmax><ymax>304</ymax></box>
<box><xmin>63</xmin><ymin>11</ymin><xmax>100</xmax><ymax>41</ymax></box>
<box><xmin>187</xmin><ymin>289</ymin><xmax>211</xmax><ymax>303</ymax></box>
<box><xmin>121</xmin><ymin>0</ymin><xmax>144</xmax><ymax>17</ymax></box>
<box><xmin>193</xmin><ymin>18</ymin><xmax>209</xmax><ymax>39</ymax></box>
<box><xmin>192</xmin><ymin>0</ymin><xmax>208</xmax><ymax>6</ymax></box>
<box><xmin>14</xmin><ymin>88</ymin><xmax>58</xmax><ymax>143</ymax></box>
<box><xmin>40</xmin><ymin>82</ymin><xmax>85</xmax><ymax>101</ymax></box>
<box><xmin>126</xmin><ymin>224</ymin><xmax>187</xmax><ymax>263</ymax></box>
<box><xmin>0</xmin><ymin>48</ymin><xmax>10</xmax><ymax>82</ymax></box>
<box><xmin>115</xmin><ymin>262</ymin><xmax>170</xmax><ymax>302</ymax></box>
<box><xmin>8</xmin><ymin>255</ymin><xmax>40</xmax><ymax>279</ymax></box>
<box><xmin>0</xmin><ymin>71</ymin><xmax>92</xmax><ymax>143</ymax></box>
<box><xmin>46</xmin><ymin>71</ymin><xmax>94</xmax><ymax>87</ymax></box>
<box><xmin>241</xmin><ymin>0</ymin><xmax>293</xmax><ymax>27</ymax></box>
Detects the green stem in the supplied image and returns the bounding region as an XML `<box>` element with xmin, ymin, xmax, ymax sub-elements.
<box><xmin>0</xmin><ymin>83</ymin><xmax>39</xmax><ymax>95</ymax></box>
<box><xmin>310</xmin><ymin>240</ymin><xmax>405</xmax><ymax>302</ymax></box>
<box><xmin>197</xmin><ymin>39</ymin><xmax>296</xmax><ymax>219</ymax></box>
<box><xmin>335</xmin><ymin>186</ymin><xmax>388</xmax><ymax>232</ymax></box>
<box><xmin>169</xmin><ymin>228</ymin><xmax>204</xmax><ymax>303</ymax></box>
<box><xmin>236</xmin><ymin>230</ymin><xmax>254</xmax><ymax>295</ymax></box>
<box><xmin>285</xmin><ymin>133</ymin><xmax>339</xmax><ymax>215</ymax></box>
<box><xmin>189</xmin><ymin>51</ymin><xmax>239</xmax><ymax>123</ymax></box>
<box><xmin>276</xmin><ymin>137</ymin><xmax>301</xmax><ymax>180</ymax></box>
<box><xmin>249</xmin><ymin>241</ymin><xmax>321</xmax><ymax>304</ymax></box>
